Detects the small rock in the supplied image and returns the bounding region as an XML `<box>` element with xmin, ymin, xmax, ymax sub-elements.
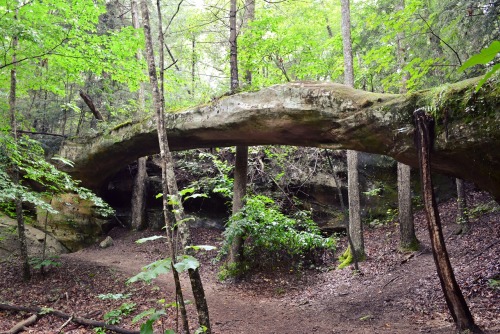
<box><xmin>99</xmin><ymin>236</ymin><xmax>114</xmax><ymax>248</ymax></box>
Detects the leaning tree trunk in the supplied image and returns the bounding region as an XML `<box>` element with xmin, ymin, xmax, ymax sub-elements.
<box><xmin>414</xmin><ymin>109</ymin><xmax>482</xmax><ymax>333</ymax></box>
<box><xmin>139</xmin><ymin>1</ymin><xmax>190</xmax><ymax>332</ymax></box>
<box><xmin>341</xmin><ymin>0</ymin><xmax>364</xmax><ymax>262</ymax></box>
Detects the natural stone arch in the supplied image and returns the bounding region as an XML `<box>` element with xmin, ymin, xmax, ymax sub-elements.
<box><xmin>58</xmin><ymin>78</ymin><xmax>500</xmax><ymax>201</ymax></box>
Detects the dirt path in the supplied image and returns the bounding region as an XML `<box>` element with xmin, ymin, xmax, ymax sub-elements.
<box><xmin>1</xmin><ymin>191</ymin><xmax>498</xmax><ymax>333</ymax></box>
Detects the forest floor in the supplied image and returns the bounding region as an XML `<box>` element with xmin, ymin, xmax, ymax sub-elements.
<box><xmin>0</xmin><ymin>190</ymin><xmax>499</xmax><ymax>334</ymax></box>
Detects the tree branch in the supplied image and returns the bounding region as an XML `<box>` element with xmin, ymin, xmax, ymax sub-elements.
<box><xmin>0</xmin><ymin>303</ymin><xmax>139</xmax><ymax>334</ymax></box>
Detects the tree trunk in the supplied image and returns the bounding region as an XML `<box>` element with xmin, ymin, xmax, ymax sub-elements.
<box><xmin>414</xmin><ymin>109</ymin><xmax>482</xmax><ymax>334</ymax></box>
<box><xmin>130</xmin><ymin>0</ymin><xmax>147</xmax><ymax>232</ymax></box>
<box><xmin>229</xmin><ymin>0</ymin><xmax>239</xmax><ymax>92</ymax></box>
<box><xmin>79</xmin><ymin>90</ymin><xmax>104</xmax><ymax>121</ymax></box>
<box><xmin>139</xmin><ymin>1</ymin><xmax>190</xmax><ymax>332</ymax></box>
<box><xmin>341</xmin><ymin>0</ymin><xmax>364</xmax><ymax>262</ymax></box>
<box><xmin>131</xmin><ymin>157</ymin><xmax>147</xmax><ymax>230</ymax></box>
<box><xmin>243</xmin><ymin>0</ymin><xmax>255</xmax><ymax>85</ymax></box>
<box><xmin>395</xmin><ymin>1</ymin><xmax>418</xmax><ymax>251</ymax></box>
<box><xmin>346</xmin><ymin>149</ymin><xmax>364</xmax><ymax>260</ymax></box>
<box><xmin>397</xmin><ymin>163</ymin><xmax>418</xmax><ymax>250</ymax></box>
<box><xmin>229</xmin><ymin>145</ymin><xmax>248</xmax><ymax>265</ymax></box>
<box><xmin>9</xmin><ymin>15</ymin><xmax>30</xmax><ymax>282</ymax></box>
<box><xmin>455</xmin><ymin>178</ymin><xmax>469</xmax><ymax>234</ymax></box>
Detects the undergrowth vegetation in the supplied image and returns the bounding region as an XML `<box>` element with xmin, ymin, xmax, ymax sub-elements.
<box><xmin>218</xmin><ymin>195</ymin><xmax>336</xmax><ymax>277</ymax></box>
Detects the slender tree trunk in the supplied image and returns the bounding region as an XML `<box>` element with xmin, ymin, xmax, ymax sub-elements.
<box><xmin>130</xmin><ymin>0</ymin><xmax>147</xmax><ymax>232</ymax></box>
<box><xmin>229</xmin><ymin>145</ymin><xmax>248</xmax><ymax>265</ymax></box>
<box><xmin>397</xmin><ymin>163</ymin><xmax>418</xmax><ymax>250</ymax></box>
<box><xmin>131</xmin><ymin>157</ymin><xmax>147</xmax><ymax>230</ymax></box>
<box><xmin>142</xmin><ymin>2</ymin><xmax>211</xmax><ymax>332</ymax></box>
<box><xmin>9</xmin><ymin>12</ymin><xmax>30</xmax><ymax>282</ymax></box>
<box><xmin>229</xmin><ymin>0</ymin><xmax>239</xmax><ymax>92</ymax></box>
<box><xmin>191</xmin><ymin>35</ymin><xmax>196</xmax><ymax>95</ymax></box>
<box><xmin>395</xmin><ymin>0</ymin><xmax>418</xmax><ymax>251</ymax></box>
<box><xmin>346</xmin><ymin>150</ymin><xmax>364</xmax><ymax>260</ymax></box>
<box><xmin>139</xmin><ymin>2</ymin><xmax>190</xmax><ymax>332</ymax></box>
<box><xmin>455</xmin><ymin>178</ymin><xmax>469</xmax><ymax>234</ymax></box>
<box><xmin>243</xmin><ymin>0</ymin><xmax>255</xmax><ymax>85</ymax></box>
<box><xmin>414</xmin><ymin>109</ymin><xmax>482</xmax><ymax>334</ymax></box>
<box><xmin>228</xmin><ymin>0</ymin><xmax>254</xmax><ymax>270</ymax></box>
<box><xmin>341</xmin><ymin>0</ymin><xmax>364</xmax><ymax>262</ymax></box>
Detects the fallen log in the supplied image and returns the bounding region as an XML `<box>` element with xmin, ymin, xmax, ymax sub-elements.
<box><xmin>0</xmin><ymin>303</ymin><xmax>139</xmax><ymax>334</ymax></box>
<box><xmin>2</xmin><ymin>314</ymin><xmax>38</xmax><ymax>334</ymax></box>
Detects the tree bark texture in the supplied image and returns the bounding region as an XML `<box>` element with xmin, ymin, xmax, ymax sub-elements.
<box><xmin>79</xmin><ymin>90</ymin><xmax>104</xmax><ymax>121</ymax></box>
<box><xmin>139</xmin><ymin>2</ymin><xmax>190</xmax><ymax>332</ymax></box>
<box><xmin>9</xmin><ymin>22</ymin><xmax>30</xmax><ymax>282</ymax></box>
<box><xmin>140</xmin><ymin>2</ymin><xmax>211</xmax><ymax>333</ymax></box>
<box><xmin>242</xmin><ymin>0</ymin><xmax>255</xmax><ymax>85</ymax></box>
<box><xmin>229</xmin><ymin>0</ymin><xmax>239</xmax><ymax>92</ymax></box>
<box><xmin>131</xmin><ymin>156</ymin><xmax>147</xmax><ymax>230</ymax></box>
<box><xmin>230</xmin><ymin>145</ymin><xmax>248</xmax><ymax>265</ymax></box>
<box><xmin>340</xmin><ymin>0</ymin><xmax>354</xmax><ymax>87</ymax></box>
<box><xmin>341</xmin><ymin>0</ymin><xmax>363</xmax><ymax>261</ymax></box>
<box><xmin>397</xmin><ymin>162</ymin><xmax>418</xmax><ymax>250</ymax></box>
<box><xmin>346</xmin><ymin>149</ymin><xmax>364</xmax><ymax>259</ymax></box>
<box><xmin>456</xmin><ymin>178</ymin><xmax>469</xmax><ymax>232</ymax></box>
<box><xmin>130</xmin><ymin>0</ymin><xmax>148</xmax><ymax>232</ymax></box>
<box><xmin>188</xmin><ymin>267</ymin><xmax>211</xmax><ymax>333</ymax></box>
<box><xmin>414</xmin><ymin>109</ymin><xmax>482</xmax><ymax>333</ymax></box>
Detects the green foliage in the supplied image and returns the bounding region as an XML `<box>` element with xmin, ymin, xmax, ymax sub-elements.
<box><xmin>93</xmin><ymin>327</ymin><xmax>106</xmax><ymax>334</ymax></box>
<box><xmin>467</xmin><ymin>201</ymin><xmax>500</xmax><ymax>218</ymax></box>
<box><xmin>127</xmin><ymin>258</ymin><xmax>172</xmax><ymax>284</ymax></box>
<box><xmin>220</xmin><ymin>195</ymin><xmax>335</xmax><ymax>272</ymax></box>
<box><xmin>132</xmin><ymin>308</ymin><xmax>167</xmax><ymax>334</ymax></box>
<box><xmin>97</xmin><ymin>293</ymin><xmax>131</xmax><ymax>300</ymax></box>
<box><xmin>127</xmin><ymin>255</ymin><xmax>201</xmax><ymax>284</ymax></box>
<box><xmin>488</xmin><ymin>278</ymin><xmax>500</xmax><ymax>290</ymax></box>
<box><xmin>0</xmin><ymin>132</ymin><xmax>114</xmax><ymax>218</ymax></box>
<box><xmin>29</xmin><ymin>256</ymin><xmax>61</xmax><ymax>270</ymax></box>
<box><xmin>178</xmin><ymin>151</ymin><xmax>234</xmax><ymax>201</ymax></box>
<box><xmin>103</xmin><ymin>302</ymin><xmax>136</xmax><ymax>325</ymax></box>
<box><xmin>459</xmin><ymin>41</ymin><xmax>500</xmax><ymax>92</ymax></box>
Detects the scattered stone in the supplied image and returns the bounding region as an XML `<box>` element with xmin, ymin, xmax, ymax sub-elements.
<box><xmin>99</xmin><ymin>236</ymin><xmax>114</xmax><ymax>248</ymax></box>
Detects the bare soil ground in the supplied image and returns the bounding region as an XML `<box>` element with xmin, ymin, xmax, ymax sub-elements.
<box><xmin>1</xmin><ymin>190</ymin><xmax>499</xmax><ymax>333</ymax></box>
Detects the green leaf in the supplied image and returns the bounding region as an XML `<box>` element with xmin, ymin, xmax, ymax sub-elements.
<box><xmin>51</xmin><ymin>155</ymin><xmax>75</xmax><ymax>167</ymax></box>
<box><xmin>474</xmin><ymin>62</ymin><xmax>500</xmax><ymax>92</ymax></box>
<box><xmin>173</xmin><ymin>255</ymin><xmax>199</xmax><ymax>272</ymax></box>
<box><xmin>127</xmin><ymin>258</ymin><xmax>172</xmax><ymax>284</ymax></box>
<box><xmin>164</xmin><ymin>330</ymin><xmax>175</xmax><ymax>334</ymax></box>
<box><xmin>97</xmin><ymin>293</ymin><xmax>131</xmax><ymax>300</ymax></box>
<box><xmin>185</xmin><ymin>245</ymin><xmax>217</xmax><ymax>251</ymax></box>
<box><xmin>459</xmin><ymin>41</ymin><xmax>500</xmax><ymax>72</ymax></box>
<box><xmin>140</xmin><ymin>320</ymin><xmax>154</xmax><ymax>334</ymax></box>
<box><xmin>135</xmin><ymin>235</ymin><xmax>166</xmax><ymax>244</ymax></box>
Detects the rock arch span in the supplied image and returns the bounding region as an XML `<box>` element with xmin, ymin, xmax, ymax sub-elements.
<box><xmin>58</xmin><ymin>78</ymin><xmax>500</xmax><ymax>201</ymax></box>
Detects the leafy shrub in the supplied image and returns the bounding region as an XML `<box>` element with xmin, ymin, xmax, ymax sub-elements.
<box><xmin>220</xmin><ymin>195</ymin><xmax>335</xmax><ymax>272</ymax></box>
